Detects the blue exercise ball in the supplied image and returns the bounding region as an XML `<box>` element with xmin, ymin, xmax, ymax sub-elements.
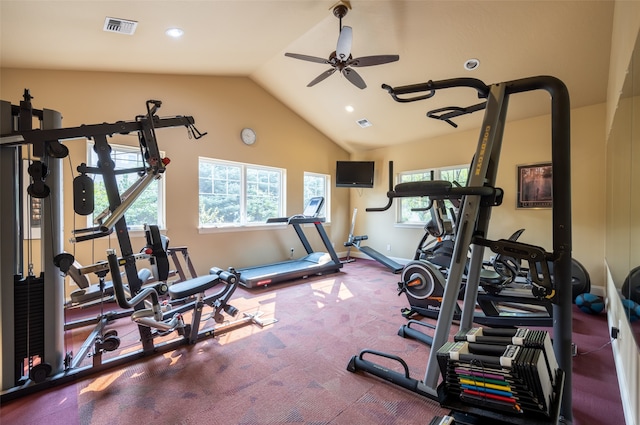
<box><xmin>575</xmin><ymin>293</ymin><xmax>605</xmax><ymax>315</ymax></box>
<box><xmin>621</xmin><ymin>298</ymin><xmax>640</xmax><ymax>323</ymax></box>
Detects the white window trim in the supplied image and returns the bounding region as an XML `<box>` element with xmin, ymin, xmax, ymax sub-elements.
<box><xmin>303</xmin><ymin>171</ymin><xmax>331</xmax><ymax>223</ymax></box>
<box><xmin>198</xmin><ymin>157</ymin><xmax>286</xmax><ymax>229</ymax></box>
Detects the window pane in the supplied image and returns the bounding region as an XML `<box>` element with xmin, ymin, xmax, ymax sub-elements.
<box><xmin>88</xmin><ymin>142</ymin><xmax>163</xmax><ymax>229</ymax></box>
<box><xmin>396</xmin><ymin>166</ymin><xmax>469</xmax><ymax>224</ymax></box>
<box><xmin>304</xmin><ymin>175</ymin><xmax>324</xmax><ymax>199</ymax></box>
<box><xmin>247</xmin><ymin>167</ymin><xmax>280</xmax><ymax>223</ymax></box>
<box><xmin>399</xmin><ymin>170</ymin><xmax>432</xmax><ymax>223</ymax></box>
<box><xmin>199</xmin><ymin>162</ymin><xmax>213</xmax><ymax>194</ymax></box>
<box><xmin>200</xmin><ymin>193</ymin><xmax>241</xmax><ymax>224</ymax></box>
<box><xmin>198</xmin><ymin>158</ymin><xmax>285</xmax><ymax>227</ymax></box>
<box><xmin>200</xmin><ymin>162</ymin><xmax>242</xmax><ymax>225</ymax></box>
<box><xmin>304</xmin><ymin>172</ymin><xmax>329</xmax><ymax>219</ymax></box>
<box><xmin>440</xmin><ymin>167</ymin><xmax>469</xmax><ymax>186</ymax></box>
<box><xmin>439</xmin><ymin>166</ymin><xmax>469</xmax><ymax>212</ymax></box>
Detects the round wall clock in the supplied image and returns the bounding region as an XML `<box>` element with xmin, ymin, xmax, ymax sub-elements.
<box><xmin>241</xmin><ymin>127</ymin><xmax>257</xmax><ymax>145</ymax></box>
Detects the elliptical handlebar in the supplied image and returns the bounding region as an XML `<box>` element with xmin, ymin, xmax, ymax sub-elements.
<box><xmin>365</xmin><ymin>198</ymin><xmax>394</xmax><ymax>213</ymax></box>
<box><xmin>364</xmin><ymin>161</ymin><xmax>502</xmax><ymax>213</ymax></box>
<box><xmin>365</xmin><ymin>160</ymin><xmax>396</xmax><ymax>212</ymax></box>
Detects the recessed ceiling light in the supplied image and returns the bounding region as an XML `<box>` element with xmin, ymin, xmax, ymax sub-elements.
<box><xmin>165</xmin><ymin>28</ymin><xmax>184</xmax><ymax>38</ymax></box>
<box><xmin>464</xmin><ymin>58</ymin><xmax>480</xmax><ymax>71</ymax></box>
<box><xmin>345</xmin><ymin>105</ymin><xmax>354</xmax><ymax>113</ymax></box>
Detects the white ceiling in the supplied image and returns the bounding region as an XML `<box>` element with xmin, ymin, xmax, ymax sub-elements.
<box><xmin>0</xmin><ymin>1</ymin><xmax>615</xmax><ymax>153</ymax></box>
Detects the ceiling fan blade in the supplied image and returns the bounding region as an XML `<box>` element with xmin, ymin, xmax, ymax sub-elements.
<box><xmin>307</xmin><ymin>68</ymin><xmax>337</xmax><ymax>87</ymax></box>
<box><xmin>336</xmin><ymin>26</ymin><xmax>353</xmax><ymax>61</ymax></box>
<box><xmin>348</xmin><ymin>54</ymin><xmax>400</xmax><ymax>67</ymax></box>
<box><xmin>342</xmin><ymin>67</ymin><xmax>366</xmax><ymax>89</ymax></box>
<box><xmin>285</xmin><ymin>52</ymin><xmax>329</xmax><ymax>65</ymax></box>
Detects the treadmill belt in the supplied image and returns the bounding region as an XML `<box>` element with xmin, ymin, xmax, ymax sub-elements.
<box><xmin>239</xmin><ymin>253</ymin><xmax>340</xmax><ymax>288</ymax></box>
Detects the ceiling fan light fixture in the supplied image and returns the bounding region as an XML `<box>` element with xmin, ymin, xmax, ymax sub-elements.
<box><xmin>464</xmin><ymin>58</ymin><xmax>480</xmax><ymax>71</ymax></box>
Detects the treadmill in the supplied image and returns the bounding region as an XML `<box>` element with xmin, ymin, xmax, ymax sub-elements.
<box><xmin>238</xmin><ymin>197</ymin><xmax>343</xmax><ymax>288</ymax></box>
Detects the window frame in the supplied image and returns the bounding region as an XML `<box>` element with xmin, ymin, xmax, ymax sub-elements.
<box><xmin>303</xmin><ymin>171</ymin><xmax>331</xmax><ymax>222</ymax></box>
<box><xmin>198</xmin><ymin>157</ymin><xmax>286</xmax><ymax>229</ymax></box>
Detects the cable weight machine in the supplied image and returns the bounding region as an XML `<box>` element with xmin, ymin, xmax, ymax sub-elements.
<box><xmin>0</xmin><ymin>91</ymin><xmax>259</xmax><ymax>403</ymax></box>
<box><xmin>347</xmin><ymin>76</ymin><xmax>573</xmax><ymax>424</ymax></box>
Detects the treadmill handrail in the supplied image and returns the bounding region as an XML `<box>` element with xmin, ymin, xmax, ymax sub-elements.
<box><xmin>266</xmin><ymin>216</ymin><xmax>325</xmax><ymax>224</ymax></box>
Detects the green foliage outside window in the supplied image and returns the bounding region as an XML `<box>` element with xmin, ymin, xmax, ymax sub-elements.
<box><xmin>199</xmin><ymin>158</ymin><xmax>284</xmax><ymax>226</ymax></box>
<box><xmin>89</xmin><ymin>142</ymin><xmax>163</xmax><ymax>230</ymax></box>
<box><xmin>199</xmin><ymin>162</ymin><xmax>241</xmax><ymax>224</ymax></box>
<box><xmin>246</xmin><ymin>168</ymin><xmax>281</xmax><ymax>222</ymax></box>
<box><xmin>399</xmin><ymin>170</ymin><xmax>433</xmax><ymax>223</ymax></box>
<box><xmin>303</xmin><ymin>173</ymin><xmax>329</xmax><ymax>218</ymax></box>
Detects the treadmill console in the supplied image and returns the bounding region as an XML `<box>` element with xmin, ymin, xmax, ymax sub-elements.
<box><xmin>303</xmin><ymin>196</ymin><xmax>324</xmax><ymax>218</ymax></box>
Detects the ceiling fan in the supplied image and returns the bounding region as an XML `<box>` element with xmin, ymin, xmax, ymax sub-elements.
<box><xmin>284</xmin><ymin>4</ymin><xmax>399</xmax><ymax>89</ymax></box>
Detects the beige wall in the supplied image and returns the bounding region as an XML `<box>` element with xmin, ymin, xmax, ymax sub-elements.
<box><xmin>348</xmin><ymin>103</ymin><xmax>606</xmax><ymax>291</ymax></box>
<box><xmin>0</xmin><ymin>68</ymin><xmax>608</xmax><ymax>294</ymax></box>
<box><xmin>0</xmin><ymin>68</ymin><xmax>351</xmax><ymax>293</ymax></box>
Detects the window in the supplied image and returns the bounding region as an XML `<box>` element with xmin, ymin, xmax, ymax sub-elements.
<box><xmin>397</xmin><ymin>165</ymin><xmax>469</xmax><ymax>224</ymax></box>
<box><xmin>199</xmin><ymin>158</ymin><xmax>285</xmax><ymax>227</ymax></box>
<box><xmin>87</xmin><ymin>141</ymin><xmax>165</xmax><ymax>230</ymax></box>
<box><xmin>304</xmin><ymin>172</ymin><xmax>330</xmax><ymax>220</ymax></box>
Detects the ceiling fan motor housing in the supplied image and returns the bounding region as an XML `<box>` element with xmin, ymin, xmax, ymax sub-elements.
<box><xmin>333</xmin><ymin>4</ymin><xmax>349</xmax><ymax>20</ymax></box>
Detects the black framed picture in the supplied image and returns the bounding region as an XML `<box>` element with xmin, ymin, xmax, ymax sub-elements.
<box><xmin>516</xmin><ymin>162</ymin><xmax>552</xmax><ymax>209</ymax></box>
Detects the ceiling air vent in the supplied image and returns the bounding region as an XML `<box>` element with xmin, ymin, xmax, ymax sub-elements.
<box><xmin>356</xmin><ymin>118</ymin><xmax>372</xmax><ymax>128</ymax></box>
<box><xmin>103</xmin><ymin>17</ymin><xmax>138</xmax><ymax>35</ymax></box>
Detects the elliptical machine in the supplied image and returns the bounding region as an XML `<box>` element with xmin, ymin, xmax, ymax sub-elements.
<box><xmin>395</xmin><ymin>181</ymin><xmax>590</xmax><ymax>326</ymax></box>
<box><xmin>380</xmin><ymin>175</ymin><xmax>547</xmax><ymax>327</ymax></box>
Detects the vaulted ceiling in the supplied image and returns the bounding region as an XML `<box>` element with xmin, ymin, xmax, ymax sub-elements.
<box><xmin>0</xmin><ymin>1</ymin><xmax>614</xmax><ymax>153</ymax></box>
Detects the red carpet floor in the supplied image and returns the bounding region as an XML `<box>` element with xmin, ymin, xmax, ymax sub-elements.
<box><xmin>0</xmin><ymin>259</ymin><xmax>626</xmax><ymax>424</ymax></box>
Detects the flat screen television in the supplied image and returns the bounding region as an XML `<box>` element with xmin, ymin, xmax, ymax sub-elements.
<box><xmin>336</xmin><ymin>161</ymin><xmax>375</xmax><ymax>188</ymax></box>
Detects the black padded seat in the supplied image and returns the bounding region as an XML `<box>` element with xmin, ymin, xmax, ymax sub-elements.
<box><xmin>394</xmin><ymin>180</ymin><xmax>496</xmax><ymax>200</ymax></box>
<box><xmin>70</xmin><ymin>284</ymin><xmax>115</xmax><ymax>304</ymax></box>
<box><xmin>168</xmin><ymin>275</ymin><xmax>218</xmax><ymax>300</ymax></box>
<box><xmin>395</xmin><ymin>180</ymin><xmax>452</xmax><ymax>195</ymax></box>
<box><xmin>68</xmin><ymin>263</ymin><xmax>152</xmax><ymax>305</ymax></box>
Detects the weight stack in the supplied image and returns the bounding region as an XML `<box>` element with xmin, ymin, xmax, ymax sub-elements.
<box><xmin>13</xmin><ymin>274</ymin><xmax>45</xmax><ymax>385</ymax></box>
